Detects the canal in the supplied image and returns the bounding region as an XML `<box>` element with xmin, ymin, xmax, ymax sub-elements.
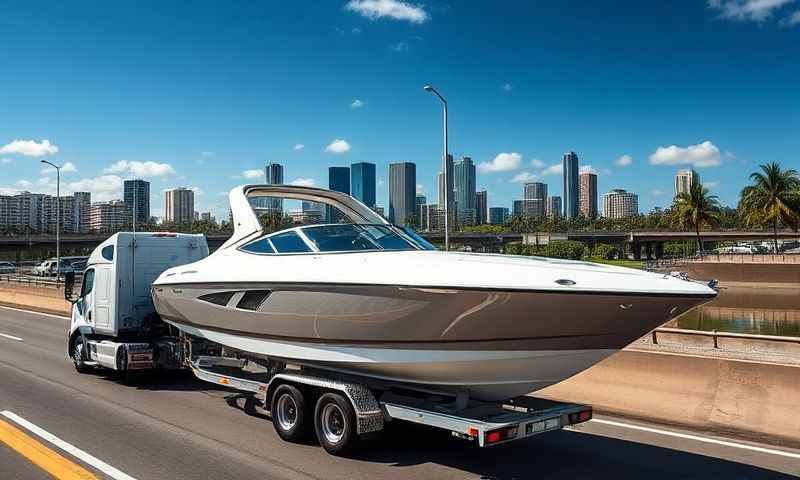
<box><xmin>668</xmin><ymin>285</ymin><xmax>800</xmax><ymax>337</ymax></box>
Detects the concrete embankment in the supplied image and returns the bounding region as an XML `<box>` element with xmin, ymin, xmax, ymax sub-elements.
<box><xmin>0</xmin><ymin>283</ymin><xmax>70</xmax><ymax>316</ymax></box>
<box><xmin>670</xmin><ymin>262</ymin><xmax>800</xmax><ymax>285</ymax></box>
<box><xmin>542</xmin><ymin>349</ymin><xmax>800</xmax><ymax>447</ymax></box>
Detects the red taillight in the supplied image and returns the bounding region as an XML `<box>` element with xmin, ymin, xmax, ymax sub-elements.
<box><xmin>569</xmin><ymin>409</ymin><xmax>592</xmax><ymax>425</ymax></box>
<box><xmin>486</xmin><ymin>431</ymin><xmax>502</xmax><ymax>444</ymax></box>
<box><xmin>485</xmin><ymin>426</ymin><xmax>519</xmax><ymax>445</ymax></box>
<box><xmin>467</xmin><ymin>427</ymin><xmax>479</xmax><ymax>438</ymax></box>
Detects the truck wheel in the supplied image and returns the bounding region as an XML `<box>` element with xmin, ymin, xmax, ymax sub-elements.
<box><xmin>271</xmin><ymin>384</ymin><xmax>310</xmax><ymax>443</ymax></box>
<box><xmin>72</xmin><ymin>337</ymin><xmax>91</xmax><ymax>374</ymax></box>
<box><xmin>314</xmin><ymin>392</ymin><xmax>358</xmax><ymax>455</ymax></box>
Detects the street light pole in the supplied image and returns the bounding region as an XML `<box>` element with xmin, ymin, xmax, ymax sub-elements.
<box><xmin>423</xmin><ymin>85</ymin><xmax>450</xmax><ymax>251</ymax></box>
<box><xmin>41</xmin><ymin>160</ymin><xmax>61</xmax><ymax>282</ymax></box>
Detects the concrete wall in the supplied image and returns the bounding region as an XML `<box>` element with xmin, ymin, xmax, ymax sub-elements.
<box><xmin>542</xmin><ymin>349</ymin><xmax>800</xmax><ymax>447</ymax></box>
<box><xmin>0</xmin><ymin>284</ymin><xmax>70</xmax><ymax>316</ymax></box>
<box><xmin>677</xmin><ymin>263</ymin><xmax>800</xmax><ymax>284</ymax></box>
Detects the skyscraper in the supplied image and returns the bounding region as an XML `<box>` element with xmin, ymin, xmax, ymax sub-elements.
<box><xmin>523</xmin><ymin>182</ymin><xmax>547</xmax><ymax>218</ymax></box>
<box><xmin>350</xmin><ymin>162</ymin><xmax>376</xmax><ymax>208</ymax></box>
<box><xmin>579</xmin><ymin>172</ymin><xmax>598</xmax><ymax>218</ymax></box>
<box><xmin>388</xmin><ymin>162</ymin><xmax>416</xmax><ymax>225</ymax></box>
<box><xmin>328</xmin><ymin>167</ymin><xmax>350</xmax><ymax>223</ymax></box>
<box><xmin>602</xmin><ymin>189</ymin><xmax>639</xmax><ymax>218</ymax></box>
<box><xmin>453</xmin><ymin>156</ymin><xmax>476</xmax><ymax>225</ymax></box>
<box><xmin>475</xmin><ymin>190</ymin><xmax>488</xmax><ymax>224</ymax></box>
<box><xmin>165</xmin><ymin>187</ymin><xmax>194</xmax><ymax>225</ymax></box>
<box><xmin>72</xmin><ymin>192</ymin><xmax>91</xmax><ymax>233</ymax></box>
<box><xmin>562</xmin><ymin>151</ymin><xmax>580</xmax><ymax>219</ymax></box>
<box><xmin>437</xmin><ymin>154</ymin><xmax>455</xmax><ymax>211</ymax></box>
<box><xmin>675</xmin><ymin>169</ymin><xmax>698</xmax><ymax>196</ymax></box>
<box><xmin>546</xmin><ymin>196</ymin><xmax>562</xmax><ymax>218</ymax></box>
<box><xmin>488</xmin><ymin>207</ymin><xmax>509</xmax><ymax>224</ymax></box>
<box><xmin>123</xmin><ymin>179</ymin><xmax>150</xmax><ymax>226</ymax></box>
<box><xmin>259</xmin><ymin>162</ymin><xmax>284</xmax><ymax>213</ymax></box>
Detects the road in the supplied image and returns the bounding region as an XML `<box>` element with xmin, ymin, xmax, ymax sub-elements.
<box><xmin>0</xmin><ymin>305</ymin><xmax>797</xmax><ymax>479</ymax></box>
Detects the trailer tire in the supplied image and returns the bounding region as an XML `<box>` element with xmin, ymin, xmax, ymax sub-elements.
<box><xmin>314</xmin><ymin>392</ymin><xmax>358</xmax><ymax>455</ymax></box>
<box><xmin>71</xmin><ymin>336</ymin><xmax>91</xmax><ymax>374</ymax></box>
<box><xmin>270</xmin><ymin>384</ymin><xmax>310</xmax><ymax>443</ymax></box>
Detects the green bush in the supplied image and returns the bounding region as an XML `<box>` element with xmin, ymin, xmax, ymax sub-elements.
<box><xmin>542</xmin><ymin>240</ymin><xmax>587</xmax><ymax>260</ymax></box>
<box><xmin>590</xmin><ymin>243</ymin><xmax>618</xmax><ymax>260</ymax></box>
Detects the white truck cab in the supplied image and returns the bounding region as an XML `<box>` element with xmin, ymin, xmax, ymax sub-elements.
<box><xmin>68</xmin><ymin>232</ymin><xmax>209</xmax><ymax>372</ymax></box>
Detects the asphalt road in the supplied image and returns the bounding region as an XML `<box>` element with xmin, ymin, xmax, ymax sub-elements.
<box><xmin>0</xmin><ymin>305</ymin><xmax>798</xmax><ymax>479</ymax></box>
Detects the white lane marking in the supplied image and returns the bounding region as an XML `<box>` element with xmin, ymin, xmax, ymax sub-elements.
<box><xmin>583</xmin><ymin>418</ymin><xmax>800</xmax><ymax>460</ymax></box>
<box><xmin>0</xmin><ymin>305</ymin><xmax>69</xmax><ymax>320</ymax></box>
<box><xmin>0</xmin><ymin>332</ymin><xmax>23</xmax><ymax>342</ymax></box>
<box><xmin>1</xmin><ymin>410</ymin><xmax>138</xmax><ymax>480</ymax></box>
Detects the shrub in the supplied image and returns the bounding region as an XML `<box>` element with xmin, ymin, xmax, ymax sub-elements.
<box><xmin>590</xmin><ymin>243</ymin><xmax>618</xmax><ymax>260</ymax></box>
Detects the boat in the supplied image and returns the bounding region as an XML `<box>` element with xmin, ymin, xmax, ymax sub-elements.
<box><xmin>152</xmin><ymin>184</ymin><xmax>717</xmax><ymax>401</ymax></box>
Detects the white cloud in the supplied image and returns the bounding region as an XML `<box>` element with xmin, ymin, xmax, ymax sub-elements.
<box><xmin>541</xmin><ymin>163</ymin><xmax>563</xmax><ymax>176</ymax></box>
<box><xmin>325</xmin><ymin>139</ymin><xmax>351</xmax><ymax>154</ymax></box>
<box><xmin>0</xmin><ymin>139</ymin><xmax>59</xmax><ymax>157</ymax></box>
<box><xmin>104</xmin><ymin>160</ymin><xmax>177</xmax><ymax>177</ymax></box>
<box><xmin>708</xmin><ymin>0</ymin><xmax>797</xmax><ymax>22</ymax></box>
<box><xmin>293</xmin><ymin>143</ymin><xmax>305</xmax><ymax>150</ymax></box>
<box><xmin>579</xmin><ymin>165</ymin><xmax>599</xmax><ymax>175</ymax></box>
<box><xmin>0</xmin><ymin>158</ymin><xmax>12</xmax><ymax>164</ymax></box>
<box><xmin>705</xmin><ymin>181</ymin><xmax>720</xmax><ymax>189</ymax></box>
<box><xmin>780</xmin><ymin>9</ymin><xmax>800</xmax><ymax>25</ymax></box>
<box><xmin>289</xmin><ymin>177</ymin><xmax>315</xmax><ymax>187</ymax></box>
<box><xmin>68</xmin><ymin>175</ymin><xmax>124</xmax><ymax>202</ymax></box>
<box><xmin>391</xmin><ymin>41</ymin><xmax>409</xmax><ymax>51</ymax></box>
<box><xmin>40</xmin><ymin>161</ymin><xmax>77</xmax><ymax>174</ymax></box>
<box><xmin>502</xmin><ymin>83</ymin><xmax>513</xmax><ymax>92</ymax></box>
<box><xmin>416</xmin><ymin>184</ymin><xmax>425</xmax><ymax>194</ymax></box>
<box><xmin>648</xmin><ymin>140</ymin><xmax>722</xmax><ymax>168</ymax></box>
<box><xmin>650</xmin><ymin>189</ymin><xmax>666</xmax><ymax>196</ymax></box>
<box><xmin>511</xmin><ymin>172</ymin><xmax>538</xmax><ymax>184</ymax></box>
<box><xmin>190</xmin><ymin>186</ymin><xmax>205</xmax><ymax>196</ymax></box>
<box><xmin>614</xmin><ymin>154</ymin><xmax>633</xmax><ymax>167</ymax></box>
<box><xmin>15</xmin><ymin>179</ymin><xmax>33</xmax><ymax>189</ymax></box>
<box><xmin>478</xmin><ymin>152</ymin><xmax>522</xmax><ymax>173</ymax></box>
<box><xmin>345</xmin><ymin>0</ymin><xmax>429</xmax><ymax>24</ymax></box>
<box><xmin>530</xmin><ymin>158</ymin><xmax>545</xmax><ymax>168</ymax></box>
<box><xmin>241</xmin><ymin>169</ymin><xmax>264</xmax><ymax>179</ymax></box>
<box><xmin>351</xmin><ymin>99</ymin><xmax>367</xmax><ymax>109</ymax></box>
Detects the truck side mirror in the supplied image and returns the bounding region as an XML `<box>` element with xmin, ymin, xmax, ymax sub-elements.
<box><xmin>64</xmin><ymin>271</ymin><xmax>78</xmax><ymax>303</ymax></box>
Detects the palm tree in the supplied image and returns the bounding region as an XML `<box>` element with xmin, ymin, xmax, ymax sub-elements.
<box><xmin>739</xmin><ymin>162</ymin><xmax>800</xmax><ymax>253</ymax></box>
<box><xmin>671</xmin><ymin>179</ymin><xmax>721</xmax><ymax>255</ymax></box>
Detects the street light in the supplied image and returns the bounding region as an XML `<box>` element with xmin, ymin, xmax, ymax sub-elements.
<box><xmin>423</xmin><ymin>84</ymin><xmax>450</xmax><ymax>251</ymax></box>
<box><xmin>40</xmin><ymin>160</ymin><xmax>61</xmax><ymax>282</ymax></box>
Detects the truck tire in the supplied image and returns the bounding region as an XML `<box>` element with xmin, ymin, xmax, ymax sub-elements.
<box><xmin>72</xmin><ymin>336</ymin><xmax>91</xmax><ymax>374</ymax></box>
<box><xmin>314</xmin><ymin>392</ymin><xmax>358</xmax><ymax>455</ymax></box>
<box><xmin>271</xmin><ymin>384</ymin><xmax>310</xmax><ymax>443</ymax></box>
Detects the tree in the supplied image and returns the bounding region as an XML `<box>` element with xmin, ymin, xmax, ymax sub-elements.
<box><xmin>671</xmin><ymin>179</ymin><xmax>721</xmax><ymax>255</ymax></box>
<box><xmin>738</xmin><ymin>162</ymin><xmax>800</xmax><ymax>252</ymax></box>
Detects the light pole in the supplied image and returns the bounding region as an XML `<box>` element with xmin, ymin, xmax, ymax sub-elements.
<box><xmin>423</xmin><ymin>84</ymin><xmax>449</xmax><ymax>251</ymax></box>
<box><xmin>40</xmin><ymin>160</ymin><xmax>61</xmax><ymax>282</ymax></box>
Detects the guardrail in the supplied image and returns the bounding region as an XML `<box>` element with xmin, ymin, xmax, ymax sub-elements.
<box><xmin>0</xmin><ymin>274</ymin><xmax>82</xmax><ymax>289</ymax></box>
<box><xmin>647</xmin><ymin>253</ymin><xmax>800</xmax><ymax>270</ymax></box>
<box><xmin>651</xmin><ymin>327</ymin><xmax>800</xmax><ymax>348</ymax></box>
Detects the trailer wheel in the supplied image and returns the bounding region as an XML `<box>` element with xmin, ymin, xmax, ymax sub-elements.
<box><xmin>270</xmin><ymin>384</ymin><xmax>310</xmax><ymax>442</ymax></box>
<box><xmin>314</xmin><ymin>392</ymin><xmax>358</xmax><ymax>455</ymax></box>
<box><xmin>71</xmin><ymin>336</ymin><xmax>91</xmax><ymax>374</ymax></box>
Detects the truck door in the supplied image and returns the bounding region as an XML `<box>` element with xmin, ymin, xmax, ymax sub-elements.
<box><xmin>94</xmin><ymin>266</ymin><xmax>112</xmax><ymax>329</ymax></box>
<box><xmin>75</xmin><ymin>268</ymin><xmax>95</xmax><ymax>326</ymax></box>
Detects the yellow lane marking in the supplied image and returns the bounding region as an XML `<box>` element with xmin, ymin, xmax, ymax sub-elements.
<box><xmin>0</xmin><ymin>417</ymin><xmax>99</xmax><ymax>480</ymax></box>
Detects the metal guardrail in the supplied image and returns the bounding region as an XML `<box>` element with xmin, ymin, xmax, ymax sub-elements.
<box><xmin>0</xmin><ymin>273</ymin><xmax>82</xmax><ymax>289</ymax></box>
<box><xmin>651</xmin><ymin>327</ymin><xmax>800</xmax><ymax>348</ymax></box>
<box><xmin>647</xmin><ymin>253</ymin><xmax>800</xmax><ymax>270</ymax></box>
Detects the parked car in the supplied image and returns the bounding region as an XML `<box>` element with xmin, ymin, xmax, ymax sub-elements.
<box><xmin>0</xmin><ymin>261</ymin><xmax>15</xmax><ymax>274</ymax></box>
<box><xmin>716</xmin><ymin>245</ymin><xmax>755</xmax><ymax>254</ymax></box>
<box><xmin>33</xmin><ymin>259</ymin><xmax>74</xmax><ymax>277</ymax></box>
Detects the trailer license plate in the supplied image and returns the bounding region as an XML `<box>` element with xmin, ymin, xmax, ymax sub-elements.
<box><xmin>525</xmin><ymin>418</ymin><xmax>560</xmax><ymax>435</ymax></box>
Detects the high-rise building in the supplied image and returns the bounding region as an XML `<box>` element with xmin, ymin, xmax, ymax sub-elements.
<box><xmin>415</xmin><ymin>194</ymin><xmax>427</xmax><ymax>228</ymax></box>
<box><xmin>512</xmin><ymin>200</ymin><xmax>524</xmax><ymax>217</ymax></box>
<box><xmin>350</xmin><ymin>162</ymin><xmax>376</xmax><ymax>208</ymax></box>
<box><xmin>123</xmin><ymin>179</ymin><xmax>150</xmax><ymax>226</ymax></box>
<box><xmin>453</xmin><ymin>156</ymin><xmax>476</xmax><ymax>225</ymax></box>
<box><xmin>602</xmin><ymin>189</ymin><xmax>639</xmax><ymax>218</ymax></box>
<box><xmin>522</xmin><ymin>182</ymin><xmax>547</xmax><ymax>218</ymax></box>
<box><xmin>328</xmin><ymin>167</ymin><xmax>350</xmax><ymax>223</ymax></box>
<box><xmin>674</xmin><ymin>169</ymin><xmax>698</xmax><ymax>196</ymax></box>
<box><xmin>579</xmin><ymin>172</ymin><xmax>598</xmax><ymax>218</ymax></box>
<box><xmin>562</xmin><ymin>151</ymin><xmax>580</xmax><ymax>219</ymax></box>
<box><xmin>475</xmin><ymin>190</ymin><xmax>488</xmax><ymax>224</ymax></box>
<box><xmin>524</xmin><ymin>182</ymin><xmax>547</xmax><ymax>202</ymax></box>
<box><xmin>388</xmin><ymin>162</ymin><xmax>416</xmax><ymax>225</ymax></box>
<box><xmin>165</xmin><ymin>187</ymin><xmax>195</xmax><ymax>225</ymax></box>
<box><xmin>437</xmin><ymin>154</ymin><xmax>455</xmax><ymax>211</ymax></box>
<box><xmin>546</xmin><ymin>196</ymin><xmax>562</xmax><ymax>218</ymax></box>
<box><xmin>42</xmin><ymin>195</ymin><xmax>74</xmax><ymax>234</ymax></box>
<box><xmin>260</xmin><ymin>162</ymin><xmax>284</xmax><ymax>213</ymax></box>
<box><xmin>488</xmin><ymin>207</ymin><xmax>509</xmax><ymax>224</ymax></box>
<box><xmin>89</xmin><ymin>200</ymin><xmax>128</xmax><ymax>232</ymax></box>
<box><xmin>200</xmin><ymin>212</ymin><xmax>214</xmax><ymax>222</ymax></box>
<box><xmin>73</xmin><ymin>192</ymin><xmax>91</xmax><ymax>233</ymax></box>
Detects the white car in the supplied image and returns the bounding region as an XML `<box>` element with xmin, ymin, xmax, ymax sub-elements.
<box><xmin>33</xmin><ymin>259</ymin><xmax>74</xmax><ymax>277</ymax></box>
<box><xmin>0</xmin><ymin>261</ymin><xmax>15</xmax><ymax>274</ymax></box>
<box><xmin>717</xmin><ymin>245</ymin><xmax>755</xmax><ymax>254</ymax></box>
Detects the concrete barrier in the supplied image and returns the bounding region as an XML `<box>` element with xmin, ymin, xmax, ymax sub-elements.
<box><xmin>541</xmin><ymin>349</ymin><xmax>800</xmax><ymax>447</ymax></box>
<box><xmin>676</xmin><ymin>262</ymin><xmax>800</xmax><ymax>284</ymax></box>
<box><xmin>0</xmin><ymin>284</ymin><xmax>70</xmax><ymax>316</ymax></box>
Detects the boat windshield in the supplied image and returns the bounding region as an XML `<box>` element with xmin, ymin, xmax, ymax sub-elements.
<box><xmin>301</xmin><ymin>224</ymin><xmax>419</xmax><ymax>252</ymax></box>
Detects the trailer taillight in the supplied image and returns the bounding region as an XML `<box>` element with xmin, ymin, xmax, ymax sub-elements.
<box><xmin>485</xmin><ymin>426</ymin><xmax>518</xmax><ymax>445</ymax></box>
<box><xmin>569</xmin><ymin>409</ymin><xmax>592</xmax><ymax>425</ymax></box>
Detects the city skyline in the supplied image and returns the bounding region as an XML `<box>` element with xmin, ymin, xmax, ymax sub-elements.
<box><xmin>1</xmin><ymin>2</ymin><xmax>797</xmax><ymax>221</ymax></box>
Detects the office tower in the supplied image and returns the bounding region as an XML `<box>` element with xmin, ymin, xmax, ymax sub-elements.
<box><xmin>602</xmin><ymin>189</ymin><xmax>639</xmax><ymax>218</ymax></box>
<box><xmin>327</xmin><ymin>166</ymin><xmax>351</xmax><ymax>223</ymax></box>
<box><xmin>453</xmin><ymin>156</ymin><xmax>476</xmax><ymax>225</ymax></box>
<box><xmin>546</xmin><ymin>196</ymin><xmax>562</xmax><ymax>218</ymax></box>
<box><xmin>73</xmin><ymin>192</ymin><xmax>91</xmax><ymax>233</ymax></box>
<box><xmin>350</xmin><ymin>162</ymin><xmax>376</xmax><ymax>208</ymax></box>
<box><xmin>524</xmin><ymin>182</ymin><xmax>547</xmax><ymax>202</ymax></box>
<box><xmin>437</xmin><ymin>154</ymin><xmax>455</xmax><ymax>211</ymax></box>
<box><xmin>522</xmin><ymin>182</ymin><xmax>547</xmax><ymax>218</ymax></box>
<box><xmin>415</xmin><ymin>194</ymin><xmax>427</xmax><ymax>228</ymax></box>
<box><xmin>512</xmin><ymin>200</ymin><xmax>524</xmax><ymax>217</ymax></box>
<box><xmin>374</xmin><ymin>206</ymin><xmax>385</xmax><ymax>218</ymax></box>
<box><xmin>674</xmin><ymin>169</ymin><xmax>698</xmax><ymax>196</ymax></box>
<box><xmin>165</xmin><ymin>187</ymin><xmax>195</xmax><ymax>225</ymax></box>
<box><xmin>488</xmin><ymin>207</ymin><xmax>509</xmax><ymax>224</ymax></box>
<box><xmin>123</xmin><ymin>179</ymin><xmax>150</xmax><ymax>226</ymax></box>
<box><xmin>562</xmin><ymin>151</ymin><xmax>580</xmax><ymax>219</ymax></box>
<box><xmin>200</xmin><ymin>212</ymin><xmax>213</xmax><ymax>222</ymax></box>
<box><xmin>388</xmin><ymin>162</ymin><xmax>416</xmax><ymax>225</ymax></box>
<box><xmin>89</xmin><ymin>201</ymin><xmax>129</xmax><ymax>232</ymax></box>
<box><xmin>579</xmin><ymin>172</ymin><xmax>598</xmax><ymax>218</ymax></box>
<box><xmin>475</xmin><ymin>190</ymin><xmax>488</xmax><ymax>224</ymax></box>
<box><xmin>257</xmin><ymin>162</ymin><xmax>285</xmax><ymax>213</ymax></box>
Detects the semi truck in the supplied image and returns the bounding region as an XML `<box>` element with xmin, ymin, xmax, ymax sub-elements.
<box><xmin>65</xmin><ymin>232</ymin><xmax>592</xmax><ymax>454</ymax></box>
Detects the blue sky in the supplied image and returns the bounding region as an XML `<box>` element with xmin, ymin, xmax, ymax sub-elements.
<box><xmin>1</xmin><ymin>0</ymin><xmax>798</xmax><ymax>219</ymax></box>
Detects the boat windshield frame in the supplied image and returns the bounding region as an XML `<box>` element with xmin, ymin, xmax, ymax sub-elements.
<box><xmin>237</xmin><ymin>223</ymin><xmax>436</xmax><ymax>256</ymax></box>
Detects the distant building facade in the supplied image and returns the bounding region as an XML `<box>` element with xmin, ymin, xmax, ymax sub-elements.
<box><xmin>453</xmin><ymin>156</ymin><xmax>476</xmax><ymax>226</ymax></box>
<box><xmin>475</xmin><ymin>190</ymin><xmax>488</xmax><ymax>224</ymax></box>
<box><xmin>388</xmin><ymin>162</ymin><xmax>416</xmax><ymax>225</ymax></box>
<box><xmin>562</xmin><ymin>151</ymin><xmax>580</xmax><ymax>219</ymax></box>
<box><xmin>123</xmin><ymin>179</ymin><xmax>150</xmax><ymax>226</ymax></box>
<box><xmin>603</xmin><ymin>189</ymin><xmax>639</xmax><ymax>218</ymax></box>
<box><xmin>674</xmin><ymin>169</ymin><xmax>698</xmax><ymax>196</ymax></box>
<box><xmin>488</xmin><ymin>207</ymin><xmax>509</xmax><ymax>224</ymax></box>
<box><xmin>350</xmin><ymin>162</ymin><xmax>376</xmax><ymax>208</ymax></box>
<box><xmin>547</xmin><ymin>196</ymin><xmax>562</xmax><ymax>218</ymax></box>
<box><xmin>73</xmin><ymin>192</ymin><xmax>91</xmax><ymax>233</ymax></box>
<box><xmin>328</xmin><ymin>166</ymin><xmax>351</xmax><ymax>223</ymax></box>
<box><xmin>579</xmin><ymin>172</ymin><xmax>598</xmax><ymax>218</ymax></box>
<box><xmin>89</xmin><ymin>201</ymin><xmax>128</xmax><ymax>232</ymax></box>
<box><xmin>523</xmin><ymin>182</ymin><xmax>547</xmax><ymax>218</ymax></box>
<box><xmin>165</xmin><ymin>187</ymin><xmax>195</xmax><ymax>225</ymax></box>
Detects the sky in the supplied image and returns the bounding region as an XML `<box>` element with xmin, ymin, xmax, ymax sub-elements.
<box><xmin>1</xmin><ymin>0</ymin><xmax>798</xmax><ymax>220</ymax></box>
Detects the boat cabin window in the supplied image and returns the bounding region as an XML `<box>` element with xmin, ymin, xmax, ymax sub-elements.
<box><xmin>268</xmin><ymin>231</ymin><xmax>312</xmax><ymax>253</ymax></box>
<box><xmin>301</xmin><ymin>224</ymin><xmax>380</xmax><ymax>252</ymax></box>
<box><xmin>240</xmin><ymin>238</ymin><xmax>276</xmax><ymax>254</ymax></box>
